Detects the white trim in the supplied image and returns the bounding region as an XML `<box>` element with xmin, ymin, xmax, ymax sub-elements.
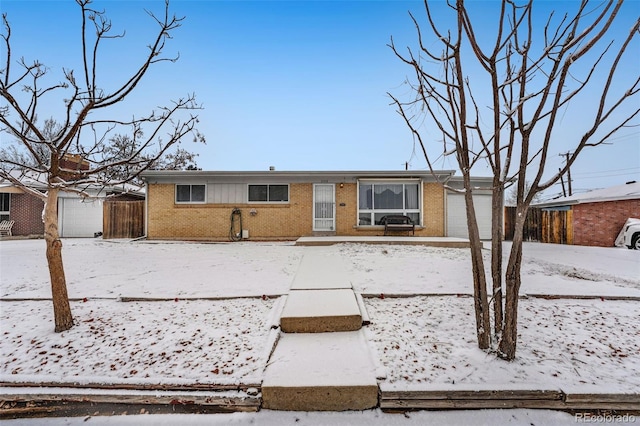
<box><xmin>144</xmin><ymin>181</ymin><xmax>149</xmax><ymax>237</ymax></box>
<box><xmin>444</xmin><ymin>187</ymin><xmax>448</xmax><ymax>236</ymax></box>
<box><xmin>419</xmin><ymin>180</ymin><xmax>424</xmax><ymax>227</ymax></box>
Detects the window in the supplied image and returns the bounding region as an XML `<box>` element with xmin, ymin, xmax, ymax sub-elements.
<box><xmin>248</xmin><ymin>184</ymin><xmax>289</xmax><ymax>202</ymax></box>
<box><xmin>358</xmin><ymin>181</ymin><xmax>420</xmax><ymax>226</ymax></box>
<box><xmin>176</xmin><ymin>184</ymin><xmax>206</xmax><ymax>203</ymax></box>
<box><xmin>0</xmin><ymin>193</ymin><xmax>9</xmax><ymax>222</ymax></box>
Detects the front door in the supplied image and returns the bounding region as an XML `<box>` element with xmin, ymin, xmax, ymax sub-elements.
<box><xmin>313</xmin><ymin>184</ymin><xmax>335</xmax><ymax>231</ymax></box>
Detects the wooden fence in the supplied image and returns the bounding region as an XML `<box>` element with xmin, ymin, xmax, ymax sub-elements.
<box><xmin>504</xmin><ymin>207</ymin><xmax>573</xmax><ymax>244</ymax></box>
<box><xmin>103</xmin><ymin>200</ymin><xmax>144</xmax><ymax>239</ymax></box>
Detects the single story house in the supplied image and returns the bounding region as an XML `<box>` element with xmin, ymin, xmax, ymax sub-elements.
<box><xmin>0</xmin><ymin>170</ymin><xmax>144</xmax><ymax>238</ymax></box>
<box><xmin>140</xmin><ymin>170</ymin><xmax>494</xmax><ymax>241</ymax></box>
<box><xmin>533</xmin><ymin>181</ymin><xmax>640</xmax><ymax>247</ymax></box>
<box><xmin>0</xmin><ymin>183</ymin><xmax>45</xmax><ymax>237</ymax></box>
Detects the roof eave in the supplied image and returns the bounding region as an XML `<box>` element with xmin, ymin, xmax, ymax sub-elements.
<box><xmin>140</xmin><ymin>169</ymin><xmax>458</xmax><ymax>180</ymax></box>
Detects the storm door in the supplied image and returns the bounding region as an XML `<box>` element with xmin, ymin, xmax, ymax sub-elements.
<box><xmin>313</xmin><ymin>184</ymin><xmax>335</xmax><ymax>231</ymax></box>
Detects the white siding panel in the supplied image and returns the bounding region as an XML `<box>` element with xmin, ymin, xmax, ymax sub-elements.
<box><xmin>209</xmin><ymin>183</ymin><xmax>245</xmax><ymax>204</ymax></box>
<box><xmin>447</xmin><ymin>192</ymin><xmax>493</xmax><ymax>240</ymax></box>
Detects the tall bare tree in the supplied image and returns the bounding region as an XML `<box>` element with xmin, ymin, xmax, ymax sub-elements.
<box><xmin>0</xmin><ymin>0</ymin><xmax>204</xmax><ymax>332</ymax></box>
<box><xmin>390</xmin><ymin>0</ymin><xmax>639</xmax><ymax>359</ymax></box>
<box><xmin>505</xmin><ymin>180</ymin><xmax>542</xmax><ymax>207</ymax></box>
<box><xmin>97</xmin><ymin>133</ymin><xmax>201</xmax><ymax>183</ymax></box>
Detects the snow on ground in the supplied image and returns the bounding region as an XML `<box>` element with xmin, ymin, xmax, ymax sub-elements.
<box><xmin>366</xmin><ymin>296</ymin><xmax>640</xmax><ymax>392</ymax></box>
<box><xmin>1</xmin><ymin>239</ymin><xmax>638</xmax><ymax>300</ymax></box>
<box><xmin>1</xmin><ymin>298</ymin><xmax>275</xmax><ymax>386</ymax></box>
<box><xmin>0</xmin><ymin>238</ymin><xmax>639</xmax><ymax>400</ymax></box>
<box><xmin>0</xmin><ymin>240</ymin><xmax>301</xmax><ymax>299</ymax></box>
<box><xmin>339</xmin><ymin>244</ymin><xmax>473</xmax><ymax>294</ymax></box>
<box><xmin>3</xmin><ymin>408</ymin><xmax>579</xmax><ymax>426</ymax></box>
<box><xmin>338</xmin><ymin>242</ymin><xmax>640</xmax><ymax>296</ymax></box>
<box><xmin>511</xmin><ymin>241</ymin><xmax>640</xmax><ymax>290</ymax></box>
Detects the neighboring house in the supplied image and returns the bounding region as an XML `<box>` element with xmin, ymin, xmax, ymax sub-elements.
<box><xmin>534</xmin><ymin>181</ymin><xmax>640</xmax><ymax>247</ymax></box>
<box><xmin>0</xmin><ymin>184</ymin><xmax>45</xmax><ymax>236</ymax></box>
<box><xmin>141</xmin><ymin>170</ymin><xmax>494</xmax><ymax>241</ymax></box>
<box><xmin>0</xmin><ymin>171</ymin><xmax>144</xmax><ymax>238</ymax></box>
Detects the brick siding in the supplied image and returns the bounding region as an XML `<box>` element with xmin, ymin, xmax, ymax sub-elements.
<box><xmin>422</xmin><ymin>182</ymin><xmax>445</xmax><ymax>236</ymax></box>
<box><xmin>9</xmin><ymin>193</ymin><xmax>45</xmax><ymax>236</ymax></box>
<box><xmin>572</xmin><ymin>199</ymin><xmax>640</xmax><ymax>247</ymax></box>
<box><xmin>147</xmin><ymin>183</ymin><xmax>313</xmax><ymax>240</ymax></box>
<box><xmin>147</xmin><ymin>182</ymin><xmax>446</xmax><ymax>240</ymax></box>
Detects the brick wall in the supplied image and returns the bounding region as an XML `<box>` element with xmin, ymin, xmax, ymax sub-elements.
<box><xmin>422</xmin><ymin>182</ymin><xmax>445</xmax><ymax>236</ymax></box>
<box><xmin>147</xmin><ymin>183</ymin><xmax>314</xmax><ymax>240</ymax></box>
<box><xmin>9</xmin><ymin>193</ymin><xmax>45</xmax><ymax>236</ymax></box>
<box><xmin>335</xmin><ymin>183</ymin><xmax>357</xmax><ymax>234</ymax></box>
<box><xmin>572</xmin><ymin>199</ymin><xmax>640</xmax><ymax>247</ymax></box>
<box><xmin>148</xmin><ymin>181</ymin><xmax>447</xmax><ymax>240</ymax></box>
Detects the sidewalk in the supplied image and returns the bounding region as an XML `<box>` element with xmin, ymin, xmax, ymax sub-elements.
<box><xmin>262</xmin><ymin>250</ymin><xmax>378</xmax><ymax>410</ymax></box>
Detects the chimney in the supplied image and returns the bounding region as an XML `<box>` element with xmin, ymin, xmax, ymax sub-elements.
<box><xmin>60</xmin><ymin>153</ymin><xmax>90</xmax><ymax>171</ymax></box>
<box><xmin>59</xmin><ymin>153</ymin><xmax>91</xmax><ymax>181</ymax></box>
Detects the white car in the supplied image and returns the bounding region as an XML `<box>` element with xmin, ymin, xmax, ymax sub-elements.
<box><xmin>615</xmin><ymin>218</ymin><xmax>640</xmax><ymax>250</ymax></box>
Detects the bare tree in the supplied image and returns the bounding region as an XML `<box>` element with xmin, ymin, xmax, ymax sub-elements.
<box><xmin>505</xmin><ymin>180</ymin><xmax>542</xmax><ymax>207</ymax></box>
<box><xmin>97</xmin><ymin>133</ymin><xmax>201</xmax><ymax>183</ymax></box>
<box><xmin>390</xmin><ymin>0</ymin><xmax>639</xmax><ymax>359</ymax></box>
<box><xmin>0</xmin><ymin>0</ymin><xmax>204</xmax><ymax>332</ymax></box>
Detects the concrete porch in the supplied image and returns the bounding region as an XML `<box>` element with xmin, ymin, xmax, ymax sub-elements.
<box><xmin>295</xmin><ymin>236</ymin><xmax>471</xmax><ymax>248</ymax></box>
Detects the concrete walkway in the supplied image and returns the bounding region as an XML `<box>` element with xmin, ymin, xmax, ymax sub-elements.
<box><xmin>295</xmin><ymin>236</ymin><xmax>470</xmax><ymax>247</ymax></box>
<box><xmin>262</xmin><ymin>249</ymin><xmax>379</xmax><ymax>411</ymax></box>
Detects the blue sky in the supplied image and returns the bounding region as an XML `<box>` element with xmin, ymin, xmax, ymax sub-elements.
<box><xmin>1</xmin><ymin>0</ymin><xmax>639</xmax><ymax>198</ymax></box>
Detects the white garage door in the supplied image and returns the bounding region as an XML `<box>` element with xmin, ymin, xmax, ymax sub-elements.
<box><xmin>58</xmin><ymin>198</ymin><xmax>103</xmax><ymax>238</ymax></box>
<box><xmin>447</xmin><ymin>192</ymin><xmax>493</xmax><ymax>240</ymax></box>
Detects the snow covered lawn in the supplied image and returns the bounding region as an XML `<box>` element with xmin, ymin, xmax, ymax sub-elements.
<box><xmin>0</xmin><ymin>238</ymin><xmax>639</xmax><ymax>392</ymax></box>
<box><xmin>0</xmin><ymin>240</ymin><xmax>302</xmax><ymax>299</ymax></box>
<box><xmin>2</xmin><ymin>408</ymin><xmax>580</xmax><ymax>426</ymax></box>
<box><xmin>1</xmin><ymin>298</ymin><xmax>276</xmax><ymax>386</ymax></box>
<box><xmin>366</xmin><ymin>296</ymin><xmax>640</xmax><ymax>392</ymax></box>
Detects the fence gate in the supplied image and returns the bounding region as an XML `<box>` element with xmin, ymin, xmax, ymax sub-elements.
<box><xmin>103</xmin><ymin>200</ymin><xmax>144</xmax><ymax>239</ymax></box>
<box><xmin>504</xmin><ymin>207</ymin><xmax>572</xmax><ymax>244</ymax></box>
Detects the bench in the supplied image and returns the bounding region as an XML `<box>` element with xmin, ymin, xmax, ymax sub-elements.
<box><xmin>381</xmin><ymin>215</ymin><xmax>415</xmax><ymax>236</ymax></box>
<box><xmin>0</xmin><ymin>220</ymin><xmax>15</xmax><ymax>237</ymax></box>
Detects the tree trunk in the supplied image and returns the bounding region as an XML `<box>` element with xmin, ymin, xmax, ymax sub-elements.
<box><xmin>44</xmin><ymin>188</ymin><xmax>74</xmax><ymax>332</ymax></box>
<box><xmin>498</xmin><ymin>205</ymin><xmax>527</xmax><ymax>360</ymax></box>
<box><xmin>462</xmin><ymin>177</ymin><xmax>491</xmax><ymax>349</ymax></box>
<box><xmin>491</xmin><ymin>181</ymin><xmax>504</xmax><ymax>338</ymax></box>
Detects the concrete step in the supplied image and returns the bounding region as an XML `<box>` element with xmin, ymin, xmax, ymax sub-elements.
<box><xmin>262</xmin><ymin>331</ymin><xmax>379</xmax><ymax>411</ymax></box>
<box><xmin>280</xmin><ymin>289</ymin><xmax>362</xmax><ymax>333</ymax></box>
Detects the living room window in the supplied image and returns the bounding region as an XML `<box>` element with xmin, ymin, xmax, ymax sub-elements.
<box><xmin>175</xmin><ymin>184</ymin><xmax>206</xmax><ymax>203</ymax></box>
<box><xmin>0</xmin><ymin>193</ymin><xmax>9</xmax><ymax>221</ymax></box>
<box><xmin>358</xmin><ymin>181</ymin><xmax>421</xmax><ymax>226</ymax></box>
<box><xmin>248</xmin><ymin>184</ymin><xmax>289</xmax><ymax>202</ymax></box>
